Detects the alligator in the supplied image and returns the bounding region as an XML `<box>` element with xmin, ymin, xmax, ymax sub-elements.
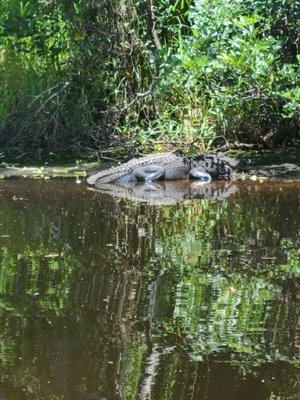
<box><xmin>87</xmin><ymin>151</ymin><xmax>248</xmax><ymax>187</ymax></box>
<box><xmin>87</xmin><ymin>152</ymin><xmax>210</xmax><ymax>186</ymax></box>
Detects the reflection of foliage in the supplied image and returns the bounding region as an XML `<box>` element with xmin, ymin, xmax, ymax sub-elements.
<box><xmin>0</xmin><ymin>181</ymin><xmax>298</xmax><ymax>399</ymax></box>
<box><xmin>276</xmin><ymin>246</ymin><xmax>300</xmax><ymax>278</ymax></box>
<box><xmin>155</xmin><ymin>195</ymin><xmax>299</xmax><ymax>279</ymax></box>
<box><xmin>168</xmin><ymin>273</ymin><xmax>297</xmax><ymax>364</ymax></box>
<box><xmin>0</xmin><ymin>246</ymin><xmax>74</xmax><ymax>312</ymax></box>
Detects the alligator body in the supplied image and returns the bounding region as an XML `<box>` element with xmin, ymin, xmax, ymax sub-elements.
<box><xmin>87</xmin><ymin>151</ymin><xmax>248</xmax><ymax>186</ymax></box>
<box><xmin>88</xmin><ymin>152</ymin><xmax>211</xmax><ymax>187</ymax></box>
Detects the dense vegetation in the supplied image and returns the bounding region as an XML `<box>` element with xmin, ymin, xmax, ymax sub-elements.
<box><xmin>0</xmin><ymin>0</ymin><xmax>299</xmax><ymax>160</ymax></box>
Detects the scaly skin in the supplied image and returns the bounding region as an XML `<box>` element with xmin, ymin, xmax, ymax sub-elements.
<box><xmin>87</xmin><ymin>151</ymin><xmax>249</xmax><ymax>186</ymax></box>
<box><xmin>87</xmin><ymin>152</ymin><xmax>190</xmax><ymax>185</ymax></box>
<box><xmin>191</xmin><ymin>153</ymin><xmax>249</xmax><ymax>179</ymax></box>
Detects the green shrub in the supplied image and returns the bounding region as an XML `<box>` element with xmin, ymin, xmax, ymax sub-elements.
<box><xmin>0</xmin><ymin>0</ymin><xmax>299</xmax><ymax>160</ymax></box>
<box><xmin>153</xmin><ymin>0</ymin><xmax>299</xmax><ymax>145</ymax></box>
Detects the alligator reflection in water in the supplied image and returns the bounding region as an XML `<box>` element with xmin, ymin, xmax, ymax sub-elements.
<box><xmin>91</xmin><ymin>180</ymin><xmax>239</xmax><ymax>205</ymax></box>
<box><xmin>0</xmin><ymin>180</ymin><xmax>299</xmax><ymax>400</ymax></box>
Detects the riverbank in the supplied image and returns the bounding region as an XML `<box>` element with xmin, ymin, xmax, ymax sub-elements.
<box><xmin>0</xmin><ymin>148</ymin><xmax>299</xmax><ymax>182</ymax></box>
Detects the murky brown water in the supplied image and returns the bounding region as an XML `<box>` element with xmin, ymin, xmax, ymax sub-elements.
<box><xmin>0</xmin><ymin>179</ymin><xmax>299</xmax><ymax>400</ymax></box>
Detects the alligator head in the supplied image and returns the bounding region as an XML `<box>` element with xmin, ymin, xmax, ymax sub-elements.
<box><xmin>191</xmin><ymin>153</ymin><xmax>249</xmax><ymax>180</ymax></box>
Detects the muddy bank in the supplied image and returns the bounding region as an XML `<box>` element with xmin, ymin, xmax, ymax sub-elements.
<box><xmin>233</xmin><ymin>163</ymin><xmax>300</xmax><ymax>181</ymax></box>
<box><xmin>0</xmin><ymin>162</ymin><xmax>299</xmax><ymax>182</ymax></box>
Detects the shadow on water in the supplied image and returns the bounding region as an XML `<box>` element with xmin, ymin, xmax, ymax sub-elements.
<box><xmin>0</xmin><ymin>179</ymin><xmax>299</xmax><ymax>399</ymax></box>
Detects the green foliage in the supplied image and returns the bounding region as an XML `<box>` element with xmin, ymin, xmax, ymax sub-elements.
<box><xmin>277</xmin><ymin>55</ymin><xmax>300</xmax><ymax>117</ymax></box>
<box><xmin>0</xmin><ymin>0</ymin><xmax>299</xmax><ymax>160</ymax></box>
<box><xmin>154</xmin><ymin>0</ymin><xmax>299</xmax><ymax>145</ymax></box>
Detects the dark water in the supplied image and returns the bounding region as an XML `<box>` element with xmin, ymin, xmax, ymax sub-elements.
<box><xmin>0</xmin><ymin>179</ymin><xmax>299</xmax><ymax>400</ymax></box>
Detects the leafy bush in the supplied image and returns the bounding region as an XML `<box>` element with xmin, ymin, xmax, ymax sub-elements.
<box><xmin>153</xmin><ymin>0</ymin><xmax>299</xmax><ymax>146</ymax></box>
<box><xmin>0</xmin><ymin>0</ymin><xmax>299</xmax><ymax>160</ymax></box>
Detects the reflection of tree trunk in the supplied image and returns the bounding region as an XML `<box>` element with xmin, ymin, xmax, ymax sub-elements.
<box><xmin>150</xmin><ymin>208</ymin><xmax>156</xmax><ymax>257</ymax></box>
<box><xmin>138</xmin><ymin>344</ymin><xmax>160</xmax><ymax>399</ymax></box>
<box><xmin>138</xmin><ymin>262</ymin><xmax>170</xmax><ymax>399</ymax></box>
<box><xmin>138</xmin><ymin>343</ymin><xmax>174</xmax><ymax>400</ymax></box>
<box><xmin>148</xmin><ymin>269</ymin><xmax>165</xmax><ymax>322</ymax></box>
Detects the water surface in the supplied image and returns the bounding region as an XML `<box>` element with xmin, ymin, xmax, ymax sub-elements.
<box><xmin>0</xmin><ymin>179</ymin><xmax>299</xmax><ymax>400</ymax></box>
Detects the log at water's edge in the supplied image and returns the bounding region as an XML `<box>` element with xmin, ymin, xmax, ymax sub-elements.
<box><xmin>0</xmin><ymin>163</ymin><xmax>99</xmax><ymax>180</ymax></box>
